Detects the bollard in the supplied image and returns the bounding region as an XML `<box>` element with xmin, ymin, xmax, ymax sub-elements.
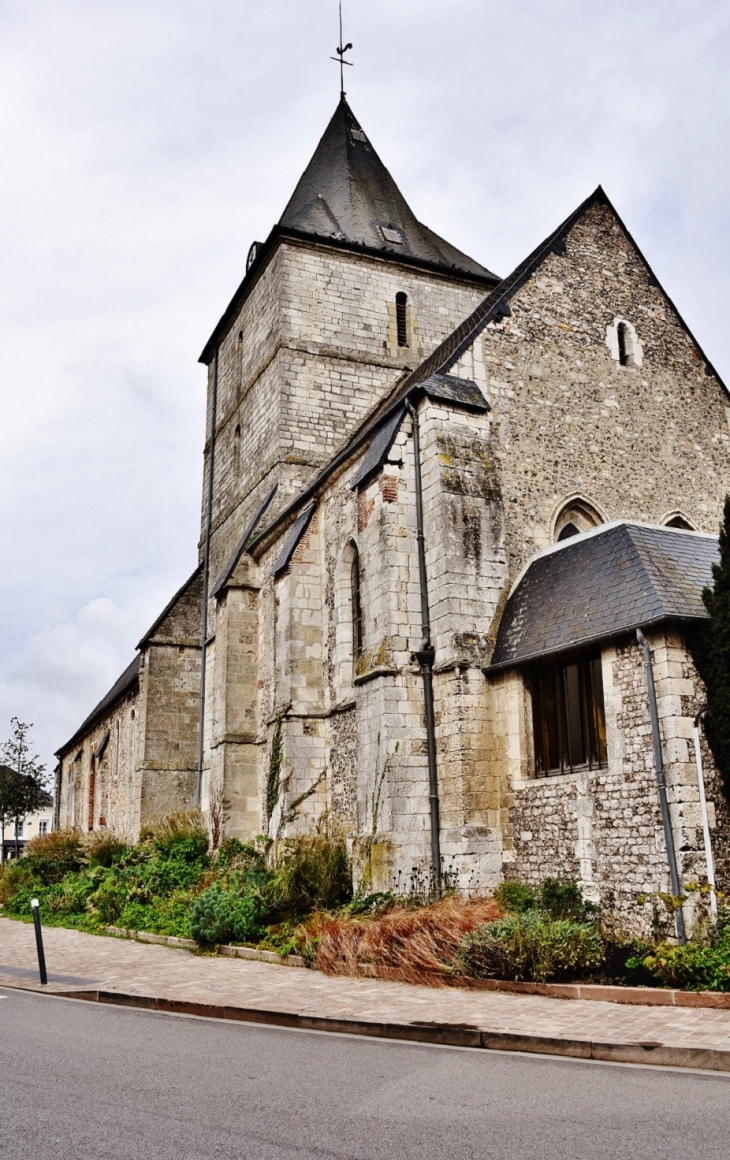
<box><xmin>31</xmin><ymin>899</ymin><xmax>47</xmax><ymax>986</ymax></box>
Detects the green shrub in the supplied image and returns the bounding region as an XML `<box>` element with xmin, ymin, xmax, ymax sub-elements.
<box><xmin>23</xmin><ymin>829</ymin><xmax>84</xmax><ymax>883</ymax></box>
<box><xmin>270</xmin><ymin>832</ymin><xmax>352</xmax><ymax>914</ymax></box>
<box><xmin>189</xmin><ymin>883</ymin><xmax>260</xmax><ymax>946</ymax></box>
<box><xmin>46</xmin><ymin>873</ymin><xmax>98</xmax><ymax>916</ymax></box>
<box><xmin>494</xmin><ymin>880</ymin><xmax>536</xmax><ymax>914</ymax></box>
<box><xmin>140</xmin><ymin>810</ymin><xmax>209</xmax><ymax>857</ymax></box>
<box><xmin>0</xmin><ymin>860</ymin><xmax>35</xmax><ymax>904</ymax></box>
<box><xmin>88</xmin><ymin>876</ymin><xmax>127</xmax><ymax>924</ymax></box>
<box><xmin>455</xmin><ymin>911</ymin><xmax>605</xmax><ymax>983</ymax></box>
<box><xmin>631</xmin><ymin>908</ymin><xmax>730</xmax><ymax>991</ymax></box>
<box><xmin>217</xmin><ymin>838</ymin><xmax>258</xmax><ymax>868</ymax></box>
<box><xmin>539</xmin><ymin>876</ymin><xmax>596</xmax><ymax>921</ymax></box>
<box><xmin>83</xmin><ymin>831</ymin><xmax>129</xmax><ymax>868</ymax></box>
<box><xmin>636</xmin><ymin>942</ymin><xmax>730</xmax><ymax>992</ymax></box>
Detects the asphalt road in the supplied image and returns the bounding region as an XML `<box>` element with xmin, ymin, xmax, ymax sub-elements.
<box><xmin>2</xmin><ymin>987</ymin><xmax>730</xmax><ymax>1160</ymax></box>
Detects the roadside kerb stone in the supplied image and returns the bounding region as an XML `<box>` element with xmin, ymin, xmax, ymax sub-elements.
<box><xmin>104</xmin><ymin>926</ymin><xmax>305</xmax><ymax>966</ymax></box>
<box><xmin>4</xmin><ymin>919</ymin><xmax>730</xmax><ymax>1072</ymax></box>
<box><xmin>103</xmin><ymin>925</ymin><xmax>730</xmax><ymax>1010</ymax></box>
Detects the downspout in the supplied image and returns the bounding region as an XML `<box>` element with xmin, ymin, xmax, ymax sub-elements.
<box><xmin>636</xmin><ymin>628</ymin><xmax>686</xmax><ymax>943</ymax></box>
<box><xmin>404</xmin><ymin>398</ymin><xmax>441</xmax><ymax>888</ymax></box>
<box><xmin>53</xmin><ymin>762</ymin><xmax>62</xmax><ymax>831</ymax></box>
<box><xmin>693</xmin><ymin>707</ymin><xmax>718</xmax><ymax>921</ymax></box>
<box><xmin>196</xmin><ymin>348</ymin><xmax>219</xmax><ymax>807</ymax></box>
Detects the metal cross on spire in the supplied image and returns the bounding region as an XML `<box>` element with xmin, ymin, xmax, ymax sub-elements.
<box><xmin>330</xmin><ymin>0</ymin><xmax>353</xmax><ymax>98</ymax></box>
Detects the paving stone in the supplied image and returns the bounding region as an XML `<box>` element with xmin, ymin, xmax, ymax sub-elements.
<box><xmin>3</xmin><ymin>918</ymin><xmax>730</xmax><ymax>1057</ymax></box>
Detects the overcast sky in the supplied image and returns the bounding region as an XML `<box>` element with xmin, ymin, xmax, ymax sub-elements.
<box><xmin>1</xmin><ymin>0</ymin><xmax>729</xmax><ymax>774</ymax></box>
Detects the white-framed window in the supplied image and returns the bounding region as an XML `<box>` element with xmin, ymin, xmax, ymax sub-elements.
<box><xmin>605</xmin><ymin>318</ymin><xmax>643</xmax><ymax>367</ymax></box>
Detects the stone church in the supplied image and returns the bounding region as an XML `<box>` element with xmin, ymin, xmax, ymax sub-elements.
<box><xmin>55</xmin><ymin>96</ymin><xmax>730</xmax><ymax>928</ymax></box>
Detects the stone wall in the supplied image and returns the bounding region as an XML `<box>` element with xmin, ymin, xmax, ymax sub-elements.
<box><xmin>502</xmin><ymin>629</ymin><xmax>730</xmax><ymax>934</ymax></box>
<box><xmin>449</xmin><ymin>200</ymin><xmax>730</xmax><ymax>583</ymax></box>
<box><xmin>201</xmin><ymin>239</ymin><xmax>489</xmax><ymax>598</ymax></box>
<box><xmin>57</xmin><ymin>683</ymin><xmax>140</xmax><ymax>840</ymax></box>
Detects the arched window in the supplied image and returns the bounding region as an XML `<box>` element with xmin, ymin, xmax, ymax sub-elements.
<box><xmin>606</xmin><ymin>318</ymin><xmax>642</xmax><ymax>368</ymax></box>
<box><xmin>553</xmin><ymin>497</ymin><xmax>603</xmax><ymax>542</ymax></box>
<box><xmin>351</xmin><ymin>547</ymin><xmax>363</xmax><ymax>657</ymax></box>
<box><xmin>395</xmin><ymin>292</ymin><xmax>408</xmax><ymax>348</ymax></box>
<box><xmin>617</xmin><ymin>322</ymin><xmax>629</xmax><ymax>367</ymax></box>
<box><xmin>666</xmin><ymin>514</ymin><xmax>694</xmax><ymax>530</ymax></box>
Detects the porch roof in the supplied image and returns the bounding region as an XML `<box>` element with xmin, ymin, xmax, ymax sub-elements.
<box><xmin>488</xmin><ymin>521</ymin><xmax>719</xmax><ymax>671</ymax></box>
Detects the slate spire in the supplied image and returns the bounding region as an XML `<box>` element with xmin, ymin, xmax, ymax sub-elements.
<box><xmin>279</xmin><ymin>97</ymin><xmax>496</xmax><ymax>280</ymax></box>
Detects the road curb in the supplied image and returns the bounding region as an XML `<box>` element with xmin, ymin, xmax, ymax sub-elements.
<box><xmin>103</xmin><ymin>927</ymin><xmax>305</xmax><ymax>967</ymax></box>
<box><xmin>102</xmin><ymin>927</ymin><xmax>730</xmax><ymax>1009</ymax></box>
<box><xmin>51</xmin><ymin>987</ymin><xmax>730</xmax><ymax>1072</ymax></box>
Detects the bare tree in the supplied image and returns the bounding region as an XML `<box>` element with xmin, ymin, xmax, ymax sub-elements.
<box><xmin>0</xmin><ymin>719</ymin><xmax>49</xmax><ymax>860</ymax></box>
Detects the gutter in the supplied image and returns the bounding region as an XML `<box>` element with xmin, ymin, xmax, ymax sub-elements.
<box><xmin>196</xmin><ymin>349</ymin><xmax>219</xmax><ymax>806</ymax></box>
<box><xmin>636</xmin><ymin>628</ymin><xmax>686</xmax><ymax>944</ymax></box>
<box><xmin>692</xmin><ymin>707</ymin><xmax>718</xmax><ymax>921</ymax></box>
<box><xmin>404</xmin><ymin>398</ymin><xmax>442</xmax><ymax>889</ymax></box>
<box><xmin>485</xmin><ymin>613</ymin><xmax>708</xmax><ymax>675</ymax></box>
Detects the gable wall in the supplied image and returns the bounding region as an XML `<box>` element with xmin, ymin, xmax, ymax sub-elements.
<box><xmin>449</xmin><ymin>201</ymin><xmax>730</xmax><ymax>582</ymax></box>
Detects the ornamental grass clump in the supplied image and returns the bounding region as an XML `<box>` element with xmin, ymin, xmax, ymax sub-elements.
<box><xmin>270</xmin><ymin>830</ymin><xmax>352</xmax><ymax>915</ymax></box>
<box><xmin>315</xmin><ymin>895</ymin><xmax>501</xmax><ymax>985</ymax></box>
<box><xmin>22</xmin><ymin>829</ymin><xmax>84</xmax><ymax>883</ymax></box>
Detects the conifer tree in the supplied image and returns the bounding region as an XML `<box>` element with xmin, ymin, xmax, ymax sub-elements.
<box><xmin>692</xmin><ymin>495</ymin><xmax>730</xmax><ymax>797</ymax></box>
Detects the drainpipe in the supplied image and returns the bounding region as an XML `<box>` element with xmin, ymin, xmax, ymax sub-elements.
<box><xmin>636</xmin><ymin>628</ymin><xmax>686</xmax><ymax>943</ymax></box>
<box><xmin>53</xmin><ymin>762</ymin><xmax>62</xmax><ymax>832</ymax></box>
<box><xmin>693</xmin><ymin>707</ymin><xmax>718</xmax><ymax>921</ymax></box>
<box><xmin>404</xmin><ymin>398</ymin><xmax>441</xmax><ymax>889</ymax></box>
<box><xmin>196</xmin><ymin>348</ymin><xmax>219</xmax><ymax>807</ymax></box>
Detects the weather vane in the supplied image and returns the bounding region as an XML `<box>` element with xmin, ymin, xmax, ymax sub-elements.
<box><xmin>330</xmin><ymin>0</ymin><xmax>353</xmax><ymax>98</ymax></box>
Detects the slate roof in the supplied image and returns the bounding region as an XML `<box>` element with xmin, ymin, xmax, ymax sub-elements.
<box><xmin>56</xmin><ymin>656</ymin><xmax>140</xmax><ymax>756</ymax></box>
<box><xmin>279</xmin><ymin>98</ymin><xmax>495</xmax><ymax>280</ymax></box>
<box><xmin>420</xmin><ymin>372</ymin><xmax>491</xmax><ymax>412</ymax></box>
<box><xmin>350</xmin><ymin>374</ymin><xmax>489</xmax><ymax>491</ymax></box>
<box><xmin>199</xmin><ymin>100</ymin><xmax>499</xmax><ymax>364</ymax></box>
<box><xmin>489</xmin><ymin>522</ymin><xmax>719</xmax><ymax>670</ymax></box>
<box><xmin>212</xmin><ymin>484</ymin><xmax>278</xmax><ymax>599</ymax></box>
<box><xmin>351</xmin><ymin>406</ymin><xmax>406</xmax><ymax>490</ymax></box>
<box><xmin>272</xmin><ymin>504</ymin><xmax>316</xmax><ymax>576</ymax></box>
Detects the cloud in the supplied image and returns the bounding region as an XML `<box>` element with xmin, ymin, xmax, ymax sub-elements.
<box><xmin>0</xmin><ymin>597</ymin><xmax>143</xmax><ymax>770</ymax></box>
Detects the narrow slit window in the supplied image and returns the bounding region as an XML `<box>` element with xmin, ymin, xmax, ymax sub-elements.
<box><xmin>531</xmin><ymin>652</ymin><xmax>607</xmax><ymax>777</ymax></box>
<box><xmin>395</xmin><ymin>292</ymin><xmax>408</xmax><ymax>348</ymax></box>
<box><xmin>617</xmin><ymin>322</ymin><xmax>630</xmax><ymax>366</ymax></box>
<box><xmin>351</xmin><ymin>548</ymin><xmax>363</xmax><ymax>657</ymax></box>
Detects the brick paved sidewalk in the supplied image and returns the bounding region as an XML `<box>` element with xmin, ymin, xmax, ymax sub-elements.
<box><xmin>3</xmin><ymin>917</ymin><xmax>730</xmax><ymax>1070</ymax></box>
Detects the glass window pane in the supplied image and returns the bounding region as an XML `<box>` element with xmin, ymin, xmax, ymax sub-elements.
<box><xmin>531</xmin><ymin>652</ymin><xmax>607</xmax><ymax>777</ymax></box>
<box><xmin>564</xmin><ymin>663</ymin><xmax>586</xmax><ymax>767</ymax></box>
<box><xmin>590</xmin><ymin>656</ymin><xmax>608</xmax><ymax>764</ymax></box>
